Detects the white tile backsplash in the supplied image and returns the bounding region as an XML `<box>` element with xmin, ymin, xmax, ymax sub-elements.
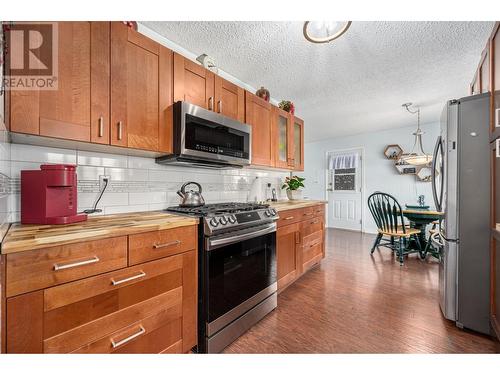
<box><xmin>7</xmin><ymin>144</ymin><xmax>290</xmax><ymax>222</ymax></box>
<box><xmin>10</xmin><ymin>143</ymin><xmax>76</xmax><ymax>164</ymax></box>
<box><xmin>105</xmin><ymin>167</ymin><xmax>149</xmax><ymax>182</ymax></box>
<box><xmin>77</xmin><ymin>150</ymin><xmax>128</xmax><ymax>168</ymax></box>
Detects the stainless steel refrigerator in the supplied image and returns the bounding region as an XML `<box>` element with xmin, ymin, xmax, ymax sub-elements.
<box><xmin>431</xmin><ymin>93</ymin><xmax>490</xmax><ymax>335</ymax></box>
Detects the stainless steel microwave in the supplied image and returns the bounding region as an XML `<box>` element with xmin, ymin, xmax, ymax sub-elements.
<box><xmin>156</xmin><ymin>101</ymin><xmax>252</xmax><ymax>168</ymax></box>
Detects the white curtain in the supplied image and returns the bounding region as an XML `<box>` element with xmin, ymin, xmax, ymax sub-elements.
<box><xmin>328</xmin><ymin>152</ymin><xmax>358</xmax><ymax>170</ymax></box>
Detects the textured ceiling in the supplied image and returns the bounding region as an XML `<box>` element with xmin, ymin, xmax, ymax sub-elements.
<box><xmin>142</xmin><ymin>21</ymin><xmax>494</xmax><ymax>142</ymax></box>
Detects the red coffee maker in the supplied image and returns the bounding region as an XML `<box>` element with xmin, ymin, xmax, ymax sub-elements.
<box><xmin>21</xmin><ymin>164</ymin><xmax>88</xmax><ymax>225</ymax></box>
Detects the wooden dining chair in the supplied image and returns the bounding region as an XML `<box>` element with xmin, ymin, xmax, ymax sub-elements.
<box><xmin>367</xmin><ymin>192</ymin><xmax>422</xmax><ymax>266</ymax></box>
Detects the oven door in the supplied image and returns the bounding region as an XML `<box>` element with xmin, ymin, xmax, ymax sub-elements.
<box><xmin>178</xmin><ymin>101</ymin><xmax>251</xmax><ymax>166</ymax></box>
<box><xmin>204</xmin><ymin>223</ymin><xmax>277</xmax><ymax>336</ymax></box>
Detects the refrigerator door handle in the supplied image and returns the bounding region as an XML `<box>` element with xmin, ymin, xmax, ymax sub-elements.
<box><xmin>431</xmin><ymin>136</ymin><xmax>443</xmax><ymax>212</ymax></box>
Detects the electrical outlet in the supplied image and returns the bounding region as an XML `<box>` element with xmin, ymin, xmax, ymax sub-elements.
<box><xmin>99</xmin><ymin>175</ymin><xmax>110</xmax><ymax>190</ymax></box>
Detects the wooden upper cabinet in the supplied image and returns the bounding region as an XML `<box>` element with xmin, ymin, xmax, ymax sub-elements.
<box><xmin>214</xmin><ymin>76</ymin><xmax>244</xmax><ymax>122</ymax></box>
<box><xmin>173</xmin><ymin>53</ymin><xmax>214</xmax><ymax>110</ymax></box>
<box><xmin>292</xmin><ymin>116</ymin><xmax>305</xmax><ymax>171</ymax></box>
<box><xmin>272</xmin><ymin>106</ymin><xmax>293</xmax><ymax>169</ymax></box>
<box><xmin>245</xmin><ymin>91</ymin><xmax>273</xmax><ymax>167</ymax></box>
<box><xmin>110</xmin><ymin>23</ymin><xmax>173</xmax><ymax>152</ymax></box>
<box><xmin>479</xmin><ymin>42</ymin><xmax>490</xmax><ymax>94</ymax></box>
<box><xmin>10</xmin><ymin>22</ymin><xmax>108</xmax><ymax>142</ymax></box>
<box><xmin>492</xmin><ymin>22</ymin><xmax>500</xmax><ymax>135</ymax></box>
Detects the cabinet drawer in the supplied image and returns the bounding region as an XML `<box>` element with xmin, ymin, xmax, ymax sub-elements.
<box><xmin>71</xmin><ymin>304</ymin><xmax>183</xmax><ymax>353</ymax></box>
<box><xmin>277</xmin><ymin>208</ymin><xmax>303</xmax><ymax>227</ymax></box>
<box><xmin>313</xmin><ymin>204</ymin><xmax>325</xmax><ymax>218</ymax></box>
<box><xmin>6</xmin><ymin>236</ymin><xmax>128</xmax><ymax>297</ymax></box>
<box><xmin>302</xmin><ymin>230</ymin><xmax>323</xmax><ymax>249</ymax></box>
<box><xmin>128</xmin><ymin>225</ymin><xmax>197</xmax><ymax>265</ymax></box>
<box><xmin>303</xmin><ymin>242</ymin><xmax>323</xmax><ymax>271</ymax></box>
<box><xmin>301</xmin><ymin>217</ymin><xmax>323</xmax><ymax>238</ymax></box>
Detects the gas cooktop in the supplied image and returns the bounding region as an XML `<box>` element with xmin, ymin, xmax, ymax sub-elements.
<box><xmin>166</xmin><ymin>202</ymin><xmax>278</xmax><ymax>235</ymax></box>
<box><xmin>166</xmin><ymin>202</ymin><xmax>270</xmax><ymax>217</ymax></box>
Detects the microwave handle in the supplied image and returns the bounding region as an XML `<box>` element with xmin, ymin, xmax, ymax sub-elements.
<box><xmin>206</xmin><ymin>223</ymin><xmax>276</xmax><ymax>251</ymax></box>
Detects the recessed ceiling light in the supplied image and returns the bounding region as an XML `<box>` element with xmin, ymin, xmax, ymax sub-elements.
<box><xmin>303</xmin><ymin>21</ymin><xmax>352</xmax><ymax>44</ymax></box>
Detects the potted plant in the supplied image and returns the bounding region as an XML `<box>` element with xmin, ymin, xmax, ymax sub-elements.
<box><xmin>278</xmin><ymin>100</ymin><xmax>295</xmax><ymax>115</ymax></box>
<box><xmin>282</xmin><ymin>176</ymin><xmax>305</xmax><ymax>200</ymax></box>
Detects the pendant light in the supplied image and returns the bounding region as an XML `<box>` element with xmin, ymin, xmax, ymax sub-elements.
<box><xmin>401</xmin><ymin>103</ymin><xmax>433</xmax><ymax>166</ymax></box>
<box><xmin>303</xmin><ymin>21</ymin><xmax>352</xmax><ymax>44</ymax></box>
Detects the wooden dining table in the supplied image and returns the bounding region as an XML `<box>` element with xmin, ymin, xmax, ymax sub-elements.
<box><xmin>402</xmin><ymin>207</ymin><xmax>444</xmax><ymax>259</ymax></box>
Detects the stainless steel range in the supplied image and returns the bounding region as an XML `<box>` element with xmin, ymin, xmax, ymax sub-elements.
<box><xmin>166</xmin><ymin>202</ymin><xmax>279</xmax><ymax>353</ymax></box>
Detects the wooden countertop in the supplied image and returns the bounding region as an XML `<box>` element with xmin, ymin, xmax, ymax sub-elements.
<box><xmin>1</xmin><ymin>211</ymin><xmax>199</xmax><ymax>255</ymax></box>
<box><xmin>269</xmin><ymin>200</ymin><xmax>327</xmax><ymax>212</ymax></box>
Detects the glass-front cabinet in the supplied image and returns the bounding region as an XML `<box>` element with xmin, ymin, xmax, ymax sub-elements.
<box><xmin>293</xmin><ymin>116</ymin><xmax>305</xmax><ymax>171</ymax></box>
<box><xmin>272</xmin><ymin>107</ymin><xmax>305</xmax><ymax>170</ymax></box>
<box><xmin>273</xmin><ymin>107</ymin><xmax>293</xmax><ymax>169</ymax></box>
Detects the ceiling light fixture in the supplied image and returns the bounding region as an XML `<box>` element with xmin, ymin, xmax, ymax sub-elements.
<box><xmin>401</xmin><ymin>103</ymin><xmax>433</xmax><ymax>166</ymax></box>
<box><xmin>303</xmin><ymin>21</ymin><xmax>352</xmax><ymax>44</ymax></box>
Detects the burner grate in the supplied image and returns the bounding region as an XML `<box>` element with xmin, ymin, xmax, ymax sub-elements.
<box><xmin>166</xmin><ymin>202</ymin><xmax>269</xmax><ymax>216</ymax></box>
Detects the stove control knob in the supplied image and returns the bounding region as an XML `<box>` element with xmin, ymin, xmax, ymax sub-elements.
<box><xmin>228</xmin><ymin>215</ymin><xmax>237</xmax><ymax>224</ymax></box>
<box><xmin>219</xmin><ymin>216</ymin><xmax>228</xmax><ymax>225</ymax></box>
<box><xmin>264</xmin><ymin>210</ymin><xmax>272</xmax><ymax>217</ymax></box>
<box><xmin>270</xmin><ymin>208</ymin><xmax>277</xmax><ymax>216</ymax></box>
<box><xmin>210</xmin><ymin>218</ymin><xmax>219</xmax><ymax>227</ymax></box>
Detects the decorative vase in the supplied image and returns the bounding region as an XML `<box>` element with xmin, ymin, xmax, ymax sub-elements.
<box><xmin>256</xmin><ymin>86</ymin><xmax>270</xmax><ymax>102</ymax></box>
<box><xmin>286</xmin><ymin>190</ymin><xmax>303</xmax><ymax>200</ymax></box>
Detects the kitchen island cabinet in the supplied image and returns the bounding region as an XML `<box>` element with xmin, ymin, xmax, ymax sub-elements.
<box><xmin>0</xmin><ymin>211</ymin><xmax>198</xmax><ymax>354</ymax></box>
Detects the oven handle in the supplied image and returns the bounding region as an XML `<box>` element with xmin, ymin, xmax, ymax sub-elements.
<box><xmin>206</xmin><ymin>223</ymin><xmax>277</xmax><ymax>251</ymax></box>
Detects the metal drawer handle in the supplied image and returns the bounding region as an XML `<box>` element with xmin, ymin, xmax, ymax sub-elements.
<box><xmin>153</xmin><ymin>240</ymin><xmax>181</xmax><ymax>249</ymax></box>
<box><xmin>111</xmin><ymin>271</ymin><xmax>146</xmax><ymax>286</ymax></box>
<box><xmin>497</xmin><ymin>138</ymin><xmax>500</xmax><ymax>158</ymax></box>
<box><xmin>118</xmin><ymin>121</ymin><xmax>123</xmax><ymax>140</ymax></box>
<box><xmin>53</xmin><ymin>256</ymin><xmax>100</xmax><ymax>271</ymax></box>
<box><xmin>496</xmin><ymin>108</ymin><xmax>500</xmax><ymax>128</ymax></box>
<box><xmin>310</xmin><ymin>220</ymin><xmax>319</xmax><ymax>224</ymax></box>
<box><xmin>111</xmin><ymin>326</ymin><xmax>146</xmax><ymax>348</ymax></box>
<box><xmin>208</xmin><ymin>97</ymin><xmax>214</xmax><ymax>111</ymax></box>
<box><xmin>284</xmin><ymin>216</ymin><xmax>294</xmax><ymax>221</ymax></box>
<box><xmin>303</xmin><ymin>212</ymin><xmax>313</xmax><ymax>216</ymax></box>
<box><xmin>98</xmin><ymin>116</ymin><xmax>104</xmax><ymax>137</ymax></box>
<box><xmin>218</xmin><ymin>100</ymin><xmax>222</xmax><ymax>113</ymax></box>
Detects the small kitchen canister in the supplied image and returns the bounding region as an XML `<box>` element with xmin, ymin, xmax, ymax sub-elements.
<box><xmin>256</xmin><ymin>86</ymin><xmax>270</xmax><ymax>102</ymax></box>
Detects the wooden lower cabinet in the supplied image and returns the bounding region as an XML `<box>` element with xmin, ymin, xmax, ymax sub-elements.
<box><xmin>276</xmin><ymin>204</ymin><xmax>326</xmax><ymax>292</ymax></box>
<box><xmin>276</xmin><ymin>223</ymin><xmax>300</xmax><ymax>290</ymax></box>
<box><xmin>4</xmin><ymin>227</ymin><xmax>197</xmax><ymax>354</ymax></box>
<box><xmin>492</xmin><ymin>236</ymin><xmax>500</xmax><ymax>339</ymax></box>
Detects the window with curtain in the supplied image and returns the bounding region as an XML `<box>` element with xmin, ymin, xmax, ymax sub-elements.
<box><xmin>328</xmin><ymin>152</ymin><xmax>359</xmax><ymax>191</ymax></box>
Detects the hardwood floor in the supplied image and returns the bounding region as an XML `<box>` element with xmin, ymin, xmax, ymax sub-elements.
<box><xmin>224</xmin><ymin>229</ymin><xmax>498</xmax><ymax>353</ymax></box>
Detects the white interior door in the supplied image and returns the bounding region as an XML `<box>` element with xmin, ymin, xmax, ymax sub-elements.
<box><xmin>327</xmin><ymin>151</ymin><xmax>362</xmax><ymax>231</ymax></box>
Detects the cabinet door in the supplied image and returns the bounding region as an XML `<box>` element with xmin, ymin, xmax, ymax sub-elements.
<box><xmin>214</xmin><ymin>76</ymin><xmax>244</xmax><ymax>121</ymax></box>
<box><xmin>6</xmin><ymin>251</ymin><xmax>197</xmax><ymax>353</ymax></box>
<box><xmin>492</xmin><ymin>237</ymin><xmax>500</xmax><ymax>340</ymax></box>
<box><xmin>479</xmin><ymin>42</ymin><xmax>490</xmax><ymax>94</ymax></box>
<box><xmin>245</xmin><ymin>91</ymin><xmax>273</xmax><ymax>167</ymax></box>
<box><xmin>111</xmin><ymin>23</ymin><xmax>173</xmax><ymax>152</ymax></box>
<box><xmin>173</xmin><ymin>53</ymin><xmax>214</xmax><ymax>110</ymax></box>
<box><xmin>492</xmin><ymin>23</ymin><xmax>500</xmax><ymax>137</ymax></box>
<box><xmin>472</xmin><ymin>71</ymin><xmax>480</xmax><ymax>95</ymax></box>
<box><xmin>276</xmin><ymin>223</ymin><xmax>300</xmax><ymax>291</ymax></box>
<box><xmin>292</xmin><ymin>116</ymin><xmax>305</xmax><ymax>171</ymax></box>
<box><xmin>273</xmin><ymin>106</ymin><xmax>293</xmax><ymax>169</ymax></box>
<box><xmin>10</xmin><ymin>22</ymin><xmax>108</xmax><ymax>142</ymax></box>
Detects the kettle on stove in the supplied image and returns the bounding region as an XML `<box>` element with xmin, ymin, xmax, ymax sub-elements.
<box><xmin>177</xmin><ymin>182</ymin><xmax>205</xmax><ymax>207</ymax></box>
